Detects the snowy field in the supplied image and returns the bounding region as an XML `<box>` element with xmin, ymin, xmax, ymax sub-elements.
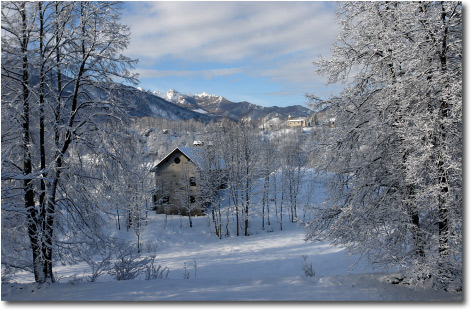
<box><xmin>1</xmin><ymin>172</ymin><xmax>463</xmax><ymax>302</ymax></box>
<box><xmin>1</xmin><ymin>212</ymin><xmax>462</xmax><ymax>302</ymax></box>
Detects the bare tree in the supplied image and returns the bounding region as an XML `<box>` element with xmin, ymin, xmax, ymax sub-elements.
<box><xmin>1</xmin><ymin>1</ymin><xmax>137</xmax><ymax>283</ymax></box>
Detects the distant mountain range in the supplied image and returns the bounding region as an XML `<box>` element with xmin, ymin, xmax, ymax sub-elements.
<box><xmin>122</xmin><ymin>86</ymin><xmax>216</xmax><ymax>122</ymax></box>
<box><xmin>6</xmin><ymin>67</ymin><xmax>311</xmax><ymax>124</ymax></box>
<box><xmin>146</xmin><ymin>88</ymin><xmax>312</xmax><ymax>122</ymax></box>
<box><xmin>66</xmin><ymin>79</ymin><xmax>313</xmax><ymax>123</ymax></box>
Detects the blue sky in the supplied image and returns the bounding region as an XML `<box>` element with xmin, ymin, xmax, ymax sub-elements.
<box><xmin>121</xmin><ymin>1</ymin><xmax>343</xmax><ymax>108</ymax></box>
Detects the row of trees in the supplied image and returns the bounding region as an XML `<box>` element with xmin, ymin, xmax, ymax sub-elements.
<box><xmin>1</xmin><ymin>1</ymin><xmax>138</xmax><ymax>283</ymax></box>
<box><xmin>307</xmin><ymin>2</ymin><xmax>462</xmax><ymax>291</ymax></box>
<box><xmin>189</xmin><ymin>121</ymin><xmax>310</xmax><ymax>238</ymax></box>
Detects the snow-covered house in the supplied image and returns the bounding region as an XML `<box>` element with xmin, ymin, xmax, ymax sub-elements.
<box><xmin>287</xmin><ymin>115</ymin><xmax>312</xmax><ymax>127</ymax></box>
<box><xmin>150</xmin><ymin>146</ymin><xmax>225</xmax><ymax>216</ymax></box>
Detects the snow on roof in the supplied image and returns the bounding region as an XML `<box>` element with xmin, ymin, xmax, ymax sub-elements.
<box><xmin>151</xmin><ymin>146</ymin><xmax>225</xmax><ymax>172</ymax></box>
<box><xmin>179</xmin><ymin>147</ymin><xmax>205</xmax><ymax>167</ymax></box>
<box><xmin>179</xmin><ymin>147</ymin><xmax>226</xmax><ymax>170</ymax></box>
<box><xmin>288</xmin><ymin>119</ymin><xmax>305</xmax><ymax>122</ymax></box>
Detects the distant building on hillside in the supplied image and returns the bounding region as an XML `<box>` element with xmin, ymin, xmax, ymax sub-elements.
<box><xmin>193</xmin><ymin>140</ymin><xmax>204</xmax><ymax>146</ymax></box>
<box><xmin>287</xmin><ymin>115</ymin><xmax>312</xmax><ymax>127</ymax></box>
<box><xmin>329</xmin><ymin>117</ymin><xmax>336</xmax><ymax>128</ymax></box>
<box><xmin>150</xmin><ymin>146</ymin><xmax>225</xmax><ymax>216</ymax></box>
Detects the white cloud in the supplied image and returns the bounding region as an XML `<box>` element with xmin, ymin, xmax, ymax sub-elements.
<box><xmin>125</xmin><ymin>2</ymin><xmax>338</xmax><ymax>60</ymax></box>
<box><xmin>136</xmin><ymin>67</ymin><xmax>244</xmax><ymax>79</ymax></box>
<box><xmin>122</xmin><ymin>1</ymin><xmax>340</xmax><ymax>95</ymax></box>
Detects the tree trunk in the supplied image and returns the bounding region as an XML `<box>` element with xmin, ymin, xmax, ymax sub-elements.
<box><xmin>274</xmin><ymin>174</ymin><xmax>278</xmax><ymax>219</ymax></box>
<box><xmin>280</xmin><ymin>178</ymin><xmax>284</xmax><ymax>231</ymax></box>
<box><xmin>38</xmin><ymin>1</ymin><xmax>47</xmax><ymax>220</ymax></box>
<box><xmin>117</xmin><ymin>208</ymin><xmax>121</xmax><ymax>230</ymax></box>
<box><xmin>212</xmin><ymin>208</ymin><xmax>219</xmax><ymax>237</ymax></box>
<box><xmin>233</xmin><ymin>190</ymin><xmax>240</xmax><ymax>236</ymax></box>
<box><xmin>188</xmin><ymin>209</ymin><xmax>193</xmax><ymax>228</ymax></box>
<box><xmin>266</xmin><ymin>174</ymin><xmax>271</xmax><ymax>226</ymax></box>
<box><xmin>245</xmin><ymin>178</ymin><xmax>249</xmax><ymax>236</ymax></box>
<box><xmin>437</xmin><ymin>1</ymin><xmax>450</xmax><ymax>272</ymax></box>
<box><xmin>217</xmin><ymin>197</ymin><xmax>222</xmax><ymax>239</ymax></box>
<box><xmin>54</xmin><ymin>2</ymin><xmax>62</xmax><ymax>149</ymax></box>
<box><xmin>19</xmin><ymin>2</ymin><xmax>44</xmax><ymax>283</ymax></box>
<box><xmin>38</xmin><ymin>3</ymin><xmax>54</xmax><ymax>282</ymax></box>
<box><xmin>262</xmin><ymin>188</ymin><xmax>265</xmax><ymax>230</ymax></box>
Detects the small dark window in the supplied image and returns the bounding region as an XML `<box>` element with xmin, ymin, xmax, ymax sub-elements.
<box><xmin>174</xmin><ymin>157</ymin><xmax>180</xmax><ymax>164</ymax></box>
<box><xmin>161</xmin><ymin>196</ymin><xmax>169</xmax><ymax>204</ymax></box>
<box><xmin>189</xmin><ymin>177</ymin><xmax>196</xmax><ymax>186</ymax></box>
<box><xmin>189</xmin><ymin>196</ymin><xmax>196</xmax><ymax>203</ymax></box>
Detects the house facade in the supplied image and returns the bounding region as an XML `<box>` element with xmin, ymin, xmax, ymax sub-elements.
<box><xmin>287</xmin><ymin>115</ymin><xmax>312</xmax><ymax>127</ymax></box>
<box><xmin>287</xmin><ymin>118</ymin><xmax>307</xmax><ymax>127</ymax></box>
<box><xmin>151</xmin><ymin>146</ymin><xmax>225</xmax><ymax>216</ymax></box>
<box><xmin>151</xmin><ymin>147</ymin><xmax>203</xmax><ymax>215</ymax></box>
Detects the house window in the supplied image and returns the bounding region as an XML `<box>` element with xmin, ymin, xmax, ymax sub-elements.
<box><xmin>160</xmin><ymin>196</ymin><xmax>169</xmax><ymax>204</ymax></box>
<box><xmin>189</xmin><ymin>196</ymin><xmax>196</xmax><ymax>204</ymax></box>
<box><xmin>174</xmin><ymin>157</ymin><xmax>181</xmax><ymax>164</ymax></box>
<box><xmin>189</xmin><ymin>177</ymin><xmax>196</xmax><ymax>186</ymax></box>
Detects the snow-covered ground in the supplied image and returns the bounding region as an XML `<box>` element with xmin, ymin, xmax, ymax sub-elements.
<box><xmin>1</xmin><ymin>172</ymin><xmax>462</xmax><ymax>302</ymax></box>
<box><xmin>1</xmin><ymin>212</ymin><xmax>461</xmax><ymax>301</ymax></box>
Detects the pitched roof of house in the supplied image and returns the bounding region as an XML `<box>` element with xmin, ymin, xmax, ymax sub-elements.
<box><xmin>150</xmin><ymin>146</ymin><xmax>225</xmax><ymax>172</ymax></box>
<box><xmin>179</xmin><ymin>147</ymin><xmax>205</xmax><ymax>167</ymax></box>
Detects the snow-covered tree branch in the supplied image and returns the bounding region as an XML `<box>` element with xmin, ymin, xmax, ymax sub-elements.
<box><xmin>306</xmin><ymin>1</ymin><xmax>462</xmax><ymax>291</ymax></box>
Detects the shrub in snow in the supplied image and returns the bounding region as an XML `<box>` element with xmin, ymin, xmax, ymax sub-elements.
<box><xmin>1</xmin><ymin>265</ymin><xmax>15</xmax><ymax>284</ymax></box>
<box><xmin>109</xmin><ymin>246</ymin><xmax>152</xmax><ymax>281</ymax></box>
<box><xmin>145</xmin><ymin>241</ymin><xmax>159</xmax><ymax>254</ymax></box>
<box><xmin>86</xmin><ymin>258</ymin><xmax>111</xmax><ymax>283</ymax></box>
<box><xmin>302</xmin><ymin>255</ymin><xmax>315</xmax><ymax>278</ymax></box>
<box><xmin>144</xmin><ymin>258</ymin><xmax>170</xmax><ymax>280</ymax></box>
<box><xmin>80</xmin><ymin>251</ymin><xmax>112</xmax><ymax>283</ymax></box>
<box><xmin>77</xmin><ymin>243</ymin><xmax>115</xmax><ymax>282</ymax></box>
<box><xmin>66</xmin><ymin>275</ymin><xmax>83</xmax><ymax>286</ymax></box>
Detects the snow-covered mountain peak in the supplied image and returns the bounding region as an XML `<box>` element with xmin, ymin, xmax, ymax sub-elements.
<box><xmin>166</xmin><ymin>89</ymin><xmax>182</xmax><ymax>101</ymax></box>
<box><xmin>152</xmin><ymin>90</ymin><xmax>165</xmax><ymax>98</ymax></box>
<box><xmin>195</xmin><ymin>92</ymin><xmax>219</xmax><ymax>99</ymax></box>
